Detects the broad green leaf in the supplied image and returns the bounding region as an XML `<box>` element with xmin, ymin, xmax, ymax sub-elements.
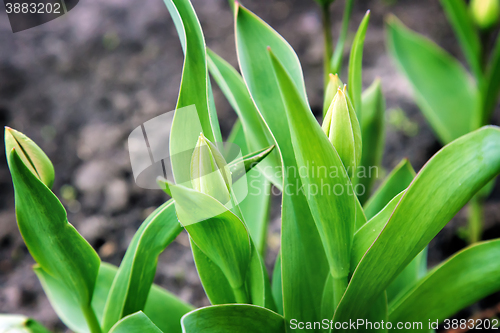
<box><xmin>482</xmin><ymin>32</ymin><xmax>500</xmax><ymax>123</ymax></box>
<box><xmin>168</xmin><ymin>181</ymin><xmax>275</xmax><ymax>309</ymax></box>
<box><xmin>191</xmin><ymin>240</ymin><xmax>236</xmax><ymax>304</ymax></box>
<box><xmin>101</xmin><ymin>200</ymin><xmax>183</xmax><ymax>331</ymax></box>
<box><xmin>0</xmin><ymin>315</ymin><xmax>50</xmax><ymax>333</ymax></box>
<box><xmin>5</xmin><ymin>128</ymin><xmax>54</xmax><ymax>188</ymax></box>
<box><xmin>7</xmin><ymin>149</ymin><xmax>100</xmax><ymax>309</ymax></box>
<box><xmin>207</xmin><ymin>49</ymin><xmax>282</xmax><ymax>189</ymax></box>
<box><xmin>164</xmin><ymin>0</ymin><xmax>222</xmax><ymax>186</ymax></box>
<box><xmin>181</xmin><ymin>304</ymin><xmax>286</xmax><ymax>333</ymax></box>
<box><xmin>270</xmin><ymin>51</ymin><xmax>356</xmax><ymax>285</ymax></box>
<box><xmin>358</xmin><ymin>79</ymin><xmax>385</xmax><ymax>204</ymax></box>
<box><xmin>351</xmin><ymin>191</ymin><xmax>405</xmax><ymax>271</ymax></box>
<box><xmin>109</xmin><ymin>312</ymin><xmax>162</xmax><ymax>333</ymax></box>
<box><xmin>334</xmin><ymin>126</ymin><xmax>500</xmax><ymax>327</ymax></box>
<box><xmin>389</xmin><ymin>239</ymin><xmax>500</xmax><ymax>328</ymax></box>
<box><xmin>330</xmin><ymin>0</ymin><xmax>354</xmax><ymax>75</ymax></box>
<box><xmin>348</xmin><ymin>11</ymin><xmax>370</xmax><ymax>117</ymax></box>
<box><xmin>235</xmin><ymin>2</ymin><xmax>330</xmax><ymax>326</ymax></box>
<box><xmin>169</xmin><ymin>183</ymin><xmax>251</xmax><ymax>301</ymax></box>
<box><xmin>386</xmin><ymin>16</ymin><xmax>480</xmax><ymax>144</ymax></box>
<box><xmin>386</xmin><ymin>247</ymin><xmax>427</xmax><ymax>303</ymax></box>
<box><xmin>226</xmin><ymin>120</ymin><xmax>272</xmax><ymax>256</ymax></box>
<box><xmin>439</xmin><ymin>0</ymin><xmax>482</xmax><ymax>79</ymax></box>
<box><xmin>363</xmin><ymin>159</ymin><xmax>415</xmax><ymax>220</ymax></box>
<box><xmin>36</xmin><ymin>262</ymin><xmax>192</xmax><ymax>333</ymax></box>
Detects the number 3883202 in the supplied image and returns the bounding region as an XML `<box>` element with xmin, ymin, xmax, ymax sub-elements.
<box><xmin>443</xmin><ymin>318</ymin><xmax>499</xmax><ymax>330</ymax></box>
<box><xmin>5</xmin><ymin>2</ymin><xmax>62</xmax><ymax>14</ymax></box>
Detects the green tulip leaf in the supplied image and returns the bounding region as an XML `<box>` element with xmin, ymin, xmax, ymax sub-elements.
<box><xmin>358</xmin><ymin>79</ymin><xmax>385</xmax><ymax>204</ymax></box>
<box><xmin>389</xmin><ymin>239</ymin><xmax>500</xmax><ymax>326</ymax></box>
<box><xmin>439</xmin><ymin>0</ymin><xmax>482</xmax><ymax>79</ymax></box>
<box><xmin>7</xmin><ymin>149</ymin><xmax>100</xmax><ymax>316</ymax></box>
<box><xmin>348</xmin><ymin>10</ymin><xmax>370</xmax><ymax>116</ymax></box>
<box><xmin>269</xmin><ymin>50</ymin><xmax>356</xmax><ymax>289</ymax></box>
<box><xmin>181</xmin><ymin>304</ymin><xmax>286</xmax><ymax>333</ymax></box>
<box><xmin>363</xmin><ymin>159</ymin><xmax>415</xmax><ymax>220</ymax></box>
<box><xmin>483</xmin><ymin>33</ymin><xmax>500</xmax><ymax>123</ymax></box>
<box><xmin>207</xmin><ymin>49</ymin><xmax>282</xmax><ymax>189</ymax></box>
<box><xmin>330</xmin><ymin>0</ymin><xmax>354</xmax><ymax>75</ymax></box>
<box><xmin>108</xmin><ymin>312</ymin><xmax>162</xmax><ymax>333</ymax></box>
<box><xmin>235</xmin><ymin>2</ymin><xmax>330</xmax><ymax>325</ymax></box>
<box><xmin>164</xmin><ymin>0</ymin><xmax>222</xmax><ymax>186</ymax></box>
<box><xmin>36</xmin><ymin>262</ymin><xmax>192</xmax><ymax>333</ymax></box>
<box><xmin>386</xmin><ymin>16</ymin><xmax>480</xmax><ymax>144</ymax></box>
<box><xmin>101</xmin><ymin>200</ymin><xmax>183</xmax><ymax>331</ymax></box>
<box><xmin>335</xmin><ymin>126</ymin><xmax>500</xmax><ymax>327</ymax></box>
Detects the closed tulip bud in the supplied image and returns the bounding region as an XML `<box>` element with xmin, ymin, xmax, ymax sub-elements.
<box><xmin>470</xmin><ymin>0</ymin><xmax>500</xmax><ymax>30</ymax></box>
<box><xmin>5</xmin><ymin>127</ymin><xmax>55</xmax><ymax>188</ymax></box>
<box><xmin>323</xmin><ymin>73</ymin><xmax>343</xmax><ymax>119</ymax></box>
<box><xmin>322</xmin><ymin>86</ymin><xmax>362</xmax><ymax>179</ymax></box>
<box><xmin>190</xmin><ymin>133</ymin><xmax>232</xmax><ymax>204</ymax></box>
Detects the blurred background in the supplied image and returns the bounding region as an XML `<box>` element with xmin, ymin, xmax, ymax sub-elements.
<box><xmin>0</xmin><ymin>0</ymin><xmax>499</xmax><ymax>330</ymax></box>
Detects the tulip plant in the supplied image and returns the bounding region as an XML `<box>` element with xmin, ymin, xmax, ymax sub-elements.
<box><xmin>387</xmin><ymin>0</ymin><xmax>500</xmax><ymax>243</ymax></box>
<box><xmin>3</xmin><ymin>0</ymin><xmax>500</xmax><ymax>332</ymax></box>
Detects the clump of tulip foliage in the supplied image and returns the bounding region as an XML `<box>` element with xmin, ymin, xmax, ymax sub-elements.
<box><xmin>2</xmin><ymin>0</ymin><xmax>500</xmax><ymax>332</ymax></box>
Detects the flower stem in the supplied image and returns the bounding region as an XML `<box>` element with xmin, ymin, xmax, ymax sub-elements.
<box><xmin>83</xmin><ymin>304</ymin><xmax>102</xmax><ymax>333</ymax></box>
<box><xmin>321</xmin><ymin>3</ymin><xmax>333</xmax><ymax>88</ymax></box>
<box><xmin>333</xmin><ymin>275</ymin><xmax>348</xmax><ymax>309</ymax></box>
<box><xmin>232</xmin><ymin>284</ymin><xmax>249</xmax><ymax>304</ymax></box>
<box><xmin>467</xmin><ymin>195</ymin><xmax>483</xmax><ymax>244</ymax></box>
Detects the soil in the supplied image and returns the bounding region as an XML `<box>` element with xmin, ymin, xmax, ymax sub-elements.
<box><xmin>0</xmin><ymin>0</ymin><xmax>499</xmax><ymax>331</ymax></box>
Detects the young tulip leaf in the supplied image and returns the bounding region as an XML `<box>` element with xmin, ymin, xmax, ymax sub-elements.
<box><xmin>5</xmin><ymin>127</ymin><xmax>54</xmax><ymax>188</ymax></box>
<box><xmin>7</xmin><ymin>149</ymin><xmax>100</xmax><ymax>318</ymax></box>
<box><xmin>330</xmin><ymin>0</ymin><xmax>354</xmax><ymax>75</ymax></box>
<box><xmin>101</xmin><ymin>200</ymin><xmax>183</xmax><ymax>331</ymax></box>
<box><xmin>181</xmin><ymin>304</ymin><xmax>286</xmax><ymax>333</ymax></box>
<box><xmin>348</xmin><ymin>11</ymin><xmax>370</xmax><ymax>117</ymax></box>
<box><xmin>108</xmin><ymin>312</ymin><xmax>162</xmax><ymax>333</ymax></box>
<box><xmin>335</xmin><ymin>126</ymin><xmax>500</xmax><ymax>327</ymax></box>
<box><xmin>358</xmin><ymin>79</ymin><xmax>385</xmax><ymax>204</ymax></box>
<box><xmin>386</xmin><ymin>16</ymin><xmax>481</xmax><ymax>144</ymax></box>
<box><xmin>389</xmin><ymin>239</ymin><xmax>500</xmax><ymax>325</ymax></box>
<box><xmin>363</xmin><ymin>159</ymin><xmax>415</xmax><ymax>220</ymax></box>
<box><xmin>270</xmin><ymin>50</ymin><xmax>356</xmax><ymax>306</ymax></box>
<box><xmin>228</xmin><ymin>145</ymin><xmax>276</xmax><ymax>184</ymax></box>
<box><xmin>235</xmin><ymin>2</ymin><xmax>330</xmax><ymax>325</ymax></box>
<box><xmin>207</xmin><ymin>49</ymin><xmax>282</xmax><ymax>189</ymax></box>
<box><xmin>36</xmin><ymin>263</ymin><xmax>192</xmax><ymax>333</ymax></box>
<box><xmin>164</xmin><ymin>0</ymin><xmax>222</xmax><ymax>185</ymax></box>
<box><xmin>439</xmin><ymin>0</ymin><xmax>482</xmax><ymax>79</ymax></box>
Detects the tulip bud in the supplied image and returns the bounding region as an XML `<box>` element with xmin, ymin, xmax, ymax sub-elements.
<box><xmin>5</xmin><ymin>127</ymin><xmax>55</xmax><ymax>188</ymax></box>
<box><xmin>322</xmin><ymin>85</ymin><xmax>362</xmax><ymax>178</ymax></box>
<box><xmin>470</xmin><ymin>0</ymin><xmax>499</xmax><ymax>30</ymax></box>
<box><xmin>323</xmin><ymin>73</ymin><xmax>343</xmax><ymax>119</ymax></box>
<box><xmin>190</xmin><ymin>133</ymin><xmax>232</xmax><ymax>204</ymax></box>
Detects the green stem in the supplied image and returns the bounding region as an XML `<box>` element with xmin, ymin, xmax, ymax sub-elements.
<box><xmin>333</xmin><ymin>275</ymin><xmax>348</xmax><ymax>309</ymax></box>
<box><xmin>82</xmin><ymin>304</ymin><xmax>102</xmax><ymax>333</ymax></box>
<box><xmin>468</xmin><ymin>195</ymin><xmax>483</xmax><ymax>244</ymax></box>
<box><xmin>232</xmin><ymin>284</ymin><xmax>249</xmax><ymax>304</ymax></box>
<box><xmin>321</xmin><ymin>3</ymin><xmax>333</xmax><ymax>88</ymax></box>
